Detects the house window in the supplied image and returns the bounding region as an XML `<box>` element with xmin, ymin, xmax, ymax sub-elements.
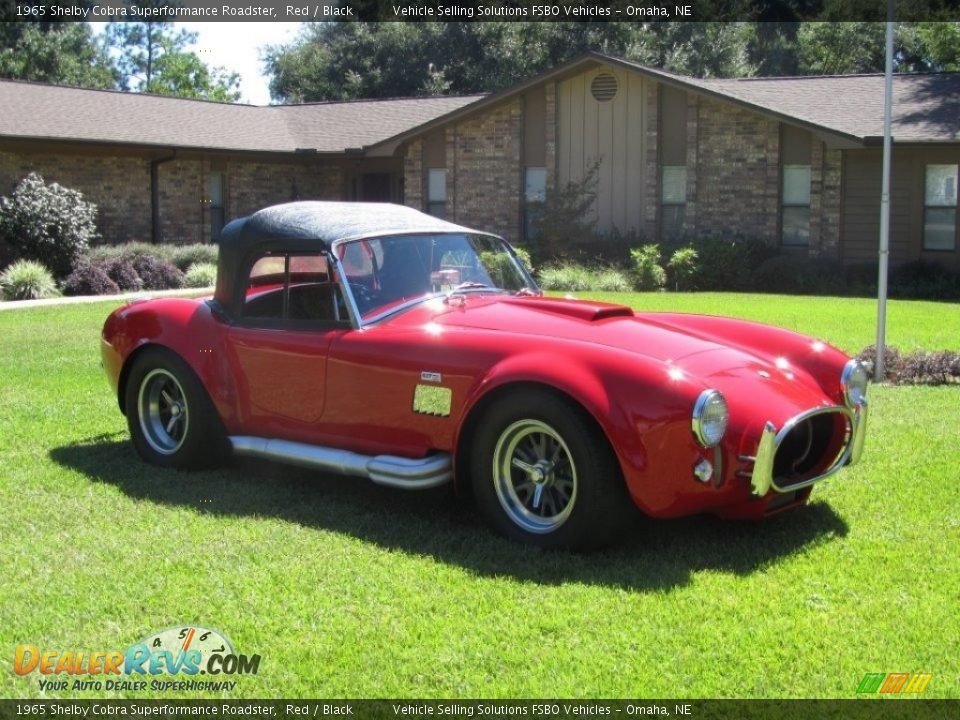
<box><xmin>524</xmin><ymin>167</ymin><xmax>547</xmax><ymax>240</ymax></box>
<box><xmin>661</xmin><ymin>166</ymin><xmax>687</xmax><ymax>242</ymax></box>
<box><xmin>781</xmin><ymin>165</ymin><xmax>811</xmax><ymax>247</ymax></box>
<box><xmin>427</xmin><ymin>169</ymin><xmax>447</xmax><ymax>219</ymax></box>
<box><xmin>208</xmin><ymin>172</ymin><xmax>225</xmax><ymax>243</ymax></box>
<box><xmin>924</xmin><ymin>164</ymin><xmax>957</xmax><ymax>251</ymax></box>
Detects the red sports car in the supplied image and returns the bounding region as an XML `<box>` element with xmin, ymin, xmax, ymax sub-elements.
<box><xmin>101</xmin><ymin>202</ymin><xmax>869</xmax><ymax>549</ymax></box>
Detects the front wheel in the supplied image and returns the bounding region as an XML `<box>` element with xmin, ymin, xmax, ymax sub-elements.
<box><xmin>471</xmin><ymin>390</ymin><xmax>633</xmax><ymax>550</ymax></box>
<box><xmin>124</xmin><ymin>348</ymin><xmax>226</xmax><ymax>469</ymax></box>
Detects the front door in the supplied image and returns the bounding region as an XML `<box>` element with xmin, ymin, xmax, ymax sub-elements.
<box><xmin>226</xmin><ymin>252</ymin><xmax>349</xmax><ymax>442</ymax></box>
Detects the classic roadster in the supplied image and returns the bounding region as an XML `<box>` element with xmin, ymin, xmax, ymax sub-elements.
<box><xmin>101</xmin><ymin>202</ymin><xmax>868</xmax><ymax>549</ymax></box>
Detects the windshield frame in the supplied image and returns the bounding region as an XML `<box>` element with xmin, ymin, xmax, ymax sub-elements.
<box><xmin>330</xmin><ymin>231</ymin><xmax>540</xmax><ymax>329</ymax></box>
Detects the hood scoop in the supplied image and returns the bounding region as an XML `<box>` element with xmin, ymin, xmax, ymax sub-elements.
<box><xmin>504</xmin><ymin>297</ymin><xmax>634</xmax><ymax>322</ymax></box>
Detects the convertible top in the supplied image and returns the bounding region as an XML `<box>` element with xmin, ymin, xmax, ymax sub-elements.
<box><xmin>215</xmin><ymin>201</ymin><xmax>489</xmax><ymax>313</ymax></box>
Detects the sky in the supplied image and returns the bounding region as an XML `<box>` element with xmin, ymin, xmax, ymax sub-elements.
<box><xmin>90</xmin><ymin>22</ymin><xmax>305</xmax><ymax>105</ymax></box>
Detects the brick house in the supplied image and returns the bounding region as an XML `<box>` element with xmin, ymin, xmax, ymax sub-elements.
<box><xmin>1</xmin><ymin>51</ymin><xmax>958</xmax><ymax>271</ymax></box>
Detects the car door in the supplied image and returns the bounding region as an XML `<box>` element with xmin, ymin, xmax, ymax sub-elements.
<box><xmin>226</xmin><ymin>252</ymin><xmax>350</xmax><ymax>442</ymax></box>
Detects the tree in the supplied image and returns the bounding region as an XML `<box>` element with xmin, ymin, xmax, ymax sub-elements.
<box><xmin>105</xmin><ymin>12</ymin><xmax>240</xmax><ymax>101</ymax></box>
<box><xmin>264</xmin><ymin>22</ymin><xmax>757</xmax><ymax>103</ymax></box>
<box><xmin>0</xmin><ymin>23</ymin><xmax>117</xmax><ymax>89</ymax></box>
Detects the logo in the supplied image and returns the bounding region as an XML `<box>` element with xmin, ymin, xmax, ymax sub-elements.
<box><xmin>14</xmin><ymin>625</ymin><xmax>260</xmax><ymax>693</ymax></box>
<box><xmin>856</xmin><ymin>672</ymin><xmax>933</xmax><ymax>695</ymax></box>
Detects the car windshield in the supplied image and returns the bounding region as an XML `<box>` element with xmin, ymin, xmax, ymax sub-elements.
<box><xmin>336</xmin><ymin>233</ymin><xmax>538</xmax><ymax>321</ymax></box>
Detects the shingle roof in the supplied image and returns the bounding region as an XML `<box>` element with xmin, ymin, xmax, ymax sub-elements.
<box><xmin>689</xmin><ymin>73</ymin><xmax>959</xmax><ymax>142</ymax></box>
<box><xmin>607</xmin><ymin>55</ymin><xmax>960</xmax><ymax>143</ymax></box>
<box><xmin>0</xmin><ymin>79</ymin><xmax>484</xmax><ymax>153</ymax></box>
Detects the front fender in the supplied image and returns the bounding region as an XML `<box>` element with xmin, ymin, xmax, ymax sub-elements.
<box><xmin>453</xmin><ymin>342</ymin><xmax>709</xmax><ymax>514</ymax></box>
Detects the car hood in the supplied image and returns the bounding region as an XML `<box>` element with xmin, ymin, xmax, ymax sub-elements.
<box><xmin>407</xmin><ymin>295</ymin><xmax>745</xmax><ymax>363</ymax></box>
<box><xmin>389</xmin><ymin>294</ymin><xmax>830</xmax><ymax>401</ymax></box>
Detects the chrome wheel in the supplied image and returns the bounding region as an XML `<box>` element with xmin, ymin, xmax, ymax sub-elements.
<box><xmin>137</xmin><ymin>368</ymin><xmax>190</xmax><ymax>455</ymax></box>
<box><xmin>492</xmin><ymin>419</ymin><xmax>578</xmax><ymax>534</ymax></box>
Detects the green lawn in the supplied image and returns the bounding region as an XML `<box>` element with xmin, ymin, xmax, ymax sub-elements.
<box><xmin>0</xmin><ymin>295</ymin><xmax>958</xmax><ymax>699</ymax></box>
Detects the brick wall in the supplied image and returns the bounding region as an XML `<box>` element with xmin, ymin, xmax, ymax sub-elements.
<box><xmin>403</xmin><ymin>139</ymin><xmax>424</xmax><ymax>210</ymax></box>
<box><xmin>448</xmin><ymin>99</ymin><xmax>523</xmax><ymax>243</ymax></box>
<box><xmin>691</xmin><ymin>97</ymin><xmax>780</xmax><ymax>243</ymax></box>
<box><xmin>0</xmin><ymin>147</ymin><xmax>344</xmax><ymax>245</ymax></box>
<box><xmin>403</xmin><ymin>101</ymin><xmax>523</xmax><ymax>243</ymax></box>
<box><xmin>226</xmin><ymin>161</ymin><xmax>342</xmax><ymax>221</ymax></box>
<box><xmin>0</xmin><ymin>149</ymin><xmax>152</xmax><ymax>243</ymax></box>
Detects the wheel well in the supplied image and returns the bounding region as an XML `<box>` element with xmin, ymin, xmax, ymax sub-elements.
<box><xmin>454</xmin><ymin>381</ymin><xmax>614</xmax><ymax>497</ymax></box>
<box><xmin>116</xmin><ymin>343</ymin><xmax>163</xmax><ymax>414</ymax></box>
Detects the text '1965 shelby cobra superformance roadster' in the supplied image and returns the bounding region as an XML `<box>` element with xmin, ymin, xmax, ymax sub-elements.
<box><xmin>101</xmin><ymin>202</ymin><xmax>869</xmax><ymax>549</ymax></box>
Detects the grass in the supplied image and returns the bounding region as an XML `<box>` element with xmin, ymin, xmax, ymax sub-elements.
<box><xmin>0</xmin><ymin>295</ymin><xmax>958</xmax><ymax>699</ymax></box>
<box><xmin>573</xmin><ymin>291</ymin><xmax>960</xmax><ymax>354</ymax></box>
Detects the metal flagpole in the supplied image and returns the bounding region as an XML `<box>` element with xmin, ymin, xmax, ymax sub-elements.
<box><xmin>875</xmin><ymin>3</ymin><xmax>895</xmax><ymax>382</ymax></box>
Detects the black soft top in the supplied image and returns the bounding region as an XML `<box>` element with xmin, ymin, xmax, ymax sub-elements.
<box><xmin>214</xmin><ymin>201</ymin><xmax>486</xmax><ymax>313</ymax></box>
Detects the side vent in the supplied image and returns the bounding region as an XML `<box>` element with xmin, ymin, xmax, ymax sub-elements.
<box><xmin>591</xmin><ymin>73</ymin><xmax>619</xmax><ymax>102</ymax></box>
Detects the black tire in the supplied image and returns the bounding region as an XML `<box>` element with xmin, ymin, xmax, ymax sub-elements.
<box><xmin>470</xmin><ymin>389</ymin><xmax>633</xmax><ymax>550</ymax></box>
<box><xmin>124</xmin><ymin>347</ymin><xmax>226</xmax><ymax>470</ymax></box>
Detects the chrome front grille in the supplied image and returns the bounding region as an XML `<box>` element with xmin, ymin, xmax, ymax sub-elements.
<box><xmin>738</xmin><ymin>404</ymin><xmax>868</xmax><ymax>497</ymax></box>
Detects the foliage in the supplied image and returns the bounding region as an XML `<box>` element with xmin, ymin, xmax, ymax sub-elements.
<box><xmin>62</xmin><ymin>263</ymin><xmax>120</xmax><ymax>296</ymax></box>
<box><xmin>265</xmin><ymin>21</ymin><xmax>960</xmax><ymax>103</ymax></box>
<box><xmin>858</xmin><ymin>345</ymin><xmax>960</xmax><ymax>386</ymax></box>
<box><xmin>0</xmin><ymin>259</ymin><xmax>59</xmax><ymax>301</ymax></box>
<box><xmin>0</xmin><ymin>23</ymin><xmax>117</xmax><ymax>88</ymax></box>
<box><xmin>629</xmin><ymin>245</ymin><xmax>666</xmax><ymax>291</ymax></box>
<box><xmin>183</xmin><ymin>262</ymin><xmax>217</xmax><ymax>289</ymax></box>
<box><xmin>104</xmin><ymin>10</ymin><xmax>241</xmax><ymax>101</ymax></box>
<box><xmin>510</xmin><ymin>246</ymin><xmax>533</xmax><ymax>274</ymax></box>
<box><xmin>99</xmin><ymin>258</ymin><xmax>143</xmax><ymax>292</ymax></box>
<box><xmin>538</xmin><ymin>263</ymin><xmax>631</xmax><ymax>292</ymax></box>
<box><xmin>754</xmin><ymin>255</ymin><xmax>847</xmax><ymax>295</ymax></box>
<box><xmin>86</xmin><ymin>242</ymin><xmax>217</xmax><ymax>272</ymax></box>
<box><xmin>682</xmin><ymin>236</ymin><xmax>778</xmax><ymax>292</ymax></box>
<box><xmin>527</xmin><ymin>162</ymin><xmax>600</xmax><ymax>264</ymax></box>
<box><xmin>265</xmin><ymin>23</ymin><xmax>754</xmax><ymax>103</ymax></box>
<box><xmin>169</xmin><ymin>244</ymin><xmax>219</xmax><ymax>272</ymax></box>
<box><xmin>666</xmin><ymin>247</ymin><xmax>699</xmax><ymax>291</ymax></box>
<box><xmin>0</xmin><ymin>173</ymin><xmax>99</xmax><ymax>278</ymax></box>
<box><xmin>131</xmin><ymin>255</ymin><xmax>184</xmax><ymax>290</ymax></box>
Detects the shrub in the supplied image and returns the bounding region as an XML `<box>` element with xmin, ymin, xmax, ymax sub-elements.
<box><xmin>857</xmin><ymin>345</ymin><xmax>960</xmax><ymax>385</ymax></box>
<box><xmin>686</xmin><ymin>236</ymin><xmax>778</xmax><ymax>291</ymax></box>
<box><xmin>898</xmin><ymin>350</ymin><xmax>960</xmax><ymax>385</ymax></box>
<box><xmin>667</xmin><ymin>247</ymin><xmax>699</xmax><ymax>291</ymax></box>
<box><xmin>538</xmin><ymin>262</ymin><xmax>631</xmax><ymax>292</ymax></box>
<box><xmin>754</xmin><ymin>255</ymin><xmax>847</xmax><ymax>295</ymax></box>
<box><xmin>511</xmin><ymin>245</ymin><xmax>534</xmax><ymax>274</ymax></box>
<box><xmin>857</xmin><ymin>345</ymin><xmax>903</xmax><ymax>383</ymax></box>
<box><xmin>132</xmin><ymin>255</ymin><xmax>184</xmax><ymax>290</ymax></box>
<box><xmin>538</xmin><ymin>264</ymin><xmax>595</xmax><ymax>292</ymax></box>
<box><xmin>0</xmin><ymin>173</ymin><xmax>99</xmax><ymax>278</ymax></box>
<box><xmin>629</xmin><ymin>244</ymin><xmax>666</xmax><ymax>291</ymax></box>
<box><xmin>63</xmin><ymin>263</ymin><xmax>120</xmax><ymax>296</ymax></box>
<box><xmin>184</xmin><ymin>262</ymin><xmax>217</xmax><ymax>288</ymax></box>
<box><xmin>527</xmin><ymin>161</ymin><xmax>600</xmax><ymax>264</ymax></box>
<box><xmin>169</xmin><ymin>244</ymin><xmax>219</xmax><ymax>272</ymax></box>
<box><xmin>890</xmin><ymin>260</ymin><xmax>960</xmax><ymax>301</ymax></box>
<box><xmin>100</xmin><ymin>258</ymin><xmax>142</xmax><ymax>291</ymax></box>
<box><xmin>591</xmin><ymin>267</ymin><xmax>633</xmax><ymax>292</ymax></box>
<box><xmin>0</xmin><ymin>259</ymin><xmax>59</xmax><ymax>301</ymax></box>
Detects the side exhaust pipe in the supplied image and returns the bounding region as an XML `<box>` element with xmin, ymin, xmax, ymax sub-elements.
<box><xmin>229</xmin><ymin>436</ymin><xmax>453</xmax><ymax>490</ymax></box>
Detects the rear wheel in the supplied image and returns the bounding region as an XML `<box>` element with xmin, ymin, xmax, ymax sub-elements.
<box><xmin>124</xmin><ymin>348</ymin><xmax>225</xmax><ymax>469</ymax></box>
<box><xmin>471</xmin><ymin>390</ymin><xmax>632</xmax><ymax>550</ymax></box>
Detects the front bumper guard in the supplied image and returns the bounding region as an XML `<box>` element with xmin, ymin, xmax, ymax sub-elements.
<box><xmin>741</xmin><ymin>402</ymin><xmax>868</xmax><ymax>498</ymax></box>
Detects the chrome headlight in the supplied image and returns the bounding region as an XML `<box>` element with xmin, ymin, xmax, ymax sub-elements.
<box><xmin>692</xmin><ymin>390</ymin><xmax>729</xmax><ymax>448</ymax></box>
<box><xmin>841</xmin><ymin>359</ymin><xmax>869</xmax><ymax>407</ymax></box>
